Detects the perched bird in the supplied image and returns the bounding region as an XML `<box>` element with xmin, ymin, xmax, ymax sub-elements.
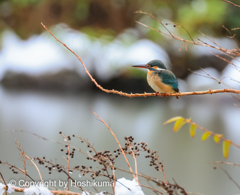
<box><xmin>132</xmin><ymin>60</ymin><xmax>179</xmax><ymax>96</ymax></box>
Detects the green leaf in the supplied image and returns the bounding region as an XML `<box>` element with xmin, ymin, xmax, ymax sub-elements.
<box><xmin>213</xmin><ymin>134</ymin><xmax>223</xmax><ymax>144</ymax></box>
<box><xmin>189</xmin><ymin>124</ymin><xmax>197</xmax><ymax>138</ymax></box>
<box><xmin>201</xmin><ymin>132</ymin><xmax>211</xmax><ymax>141</ymax></box>
<box><xmin>164</xmin><ymin>116</ymin><xmax>183</xmax><ymax>125</ymax></box>
<box><xmin>173</xmin><ymin>118</ymin><xmax>185</xmax><ymax>132</ymax></box>
<box><xmin>223</xmin><ymin>140</ymin><xmax>231</xmax><ymax>159</ymax></box>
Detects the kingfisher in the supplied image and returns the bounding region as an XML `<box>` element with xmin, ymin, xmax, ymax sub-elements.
<box><xmin>132</xmin><ymin>60</ymin><xmax>179</xmax><ymax>97</ymax></box>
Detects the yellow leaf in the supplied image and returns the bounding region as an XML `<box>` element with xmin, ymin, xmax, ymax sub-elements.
<box><xmin>213</xmin><ymin>134</ymin><xmax>223</xmax><ymax>144</ymax></box>
<box><xmin>173</xmin><ymin>118</ymin><xmax>185</xmax><ymax>132</ymax></box>
<box><xmin>223</xmin><ymin>140</ymin><xmax>231</xmax><ymax>159</ymax></box>
<box><xmin>164</xmin><ymin>116</ymin><xmax>183</xmax><ymax>125</ymax></box>
<box><xmin>201</xmin><ymin>132</ymin><xmax>211</xmax><ymax>141</ymax></box>
<box><xmin>189</xmin><ymin>124</ymin><xmax>197</xmax><ymax>138</ymax></box>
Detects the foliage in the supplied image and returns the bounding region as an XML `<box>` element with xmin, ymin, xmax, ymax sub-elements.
<box><xmin>164</xmin><ymin>116</ymin><xmax>236</xmax><ymax>159</ymax></box>
<box><xmin>0</xmin><ymin>0</ymin><xmax>238</xmax><ymax>39</ymax></box>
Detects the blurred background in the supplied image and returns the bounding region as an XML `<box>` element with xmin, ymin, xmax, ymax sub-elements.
<box><xmin>0</xmin><ymin>0</ymin><xmax>240</xmax><ymax>195</ymax></box>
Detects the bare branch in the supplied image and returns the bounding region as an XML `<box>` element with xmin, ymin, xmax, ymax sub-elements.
<box><xmin>41</xmin><ymin>22</ymin><xmax>240</xmax><ymax>99</ymax></box>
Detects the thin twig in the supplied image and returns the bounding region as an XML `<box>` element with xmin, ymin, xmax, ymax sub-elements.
<box><xmin>210</xmin><ymin>51</ymin><xmax>240</xmax><ymax>72</ymax></box>
<box><xmin>135</xmin><ymin>11</ymin><xmax>240</xmax><ymax>56</ymax></box>
<box><xmin>216</xmin><ymin>161</ymin><xmax>240</xmax><ymax>167</ymax></box>
<box><xmin>15</xmin><ymin>139</ymin><xmax>28</xmax><ymax>184</ymax></box>
<box><xmin>1</xmin><ymin>162</ymin><xmax>35</xmax><ymax>182</ymax></box>
<box><xmin>8</xmin><ymin>130</ymin><xmax>86</xmax><ymax>156</ymax></box>
<box><xmin>60</xmin><ymin>133</ymin><xmax>70</xmax><ymax>191</ymax></box>
<box><xmin>139</xmin><ymin>184</ymin><xmax>164</xmax><ymax>195</ymax></box>
<box><xmin>90</xmin><ymin>109</ymin><xmax>137</xmax><ymax>182</ymax></box>
<box><xmin>127</xmin><ymin>140</ymin><xmax>139</xmax><ymax>183</ymax></box>
<box><xmin>0</xmin><ymin>173</ymin><xmax>6</xmax><ymax>186</ymax></box>
<box><xmin>218</xmin><ymin>166</ymin><xmax>240</xmax><ymax>190</ymax></box>
<box><xmin>222</xmin><ymin>25</ymin><xmax>240</xmax><ymax>46</ymax></box>
<box><xmin>25</xmin><ymin>155</ymin><xmax>43</xmax><ymax>182</ymax></box>
<box><xmin>75</xmin><ymin>137</ymin><xmax>115</xmax><ymax>193</ymax></box>
<box><xmin>160</xmin><ymin>164</ymin><xmax>167</xmax><ymax>187</ymax></box>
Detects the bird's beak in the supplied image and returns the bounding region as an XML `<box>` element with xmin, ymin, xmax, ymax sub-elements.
<box><xmin>132</xmin><ymin>65</ymin><xmax>148</xmax><ymax>69</ymax></box>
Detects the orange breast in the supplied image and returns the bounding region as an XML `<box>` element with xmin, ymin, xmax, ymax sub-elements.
<box><xmin>147</xmin><ymin>70</ymin><xmax>154</xmax><ymax>75</ymax></box>
<box><xmin>147</xmin><ymin>73</ymin><xmax>175</xmax><ymax>93</ymax></box>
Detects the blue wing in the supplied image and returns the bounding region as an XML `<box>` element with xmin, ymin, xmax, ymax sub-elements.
<box><xmin>159</xmin><ymin>70</ymin><xmax>179</xmax><ymax>92</ymax></box>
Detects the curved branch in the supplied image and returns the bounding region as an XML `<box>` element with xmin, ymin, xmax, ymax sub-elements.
<box><xmin>41</xmin><ymin>23</ymin><xmax>240</xmax><ymax>98</ymax></box>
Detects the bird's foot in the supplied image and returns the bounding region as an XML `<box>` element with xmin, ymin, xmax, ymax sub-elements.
<box><xmin>175</xmin><ymin>91</ymin><xmax>181</xmax><ymax>99</ymax></box>
<box><xmin>155</xmin><ymin>92</ymin><xmax>159</xmax><ymax>96</ymax></box>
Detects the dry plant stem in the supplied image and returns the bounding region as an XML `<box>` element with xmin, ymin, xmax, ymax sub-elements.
<box><xmin>0</xmin><ymin>172</ymin><xmax>8</xmax><ymax>195</ymax></box>
<box><xmin>37</xmin><ymin>156</ymin><xmax>84</xmax><ymax>191</ymax></box>
<box><xmin>217</xmin><ymin>166</ymin><xmax>240</xmax><ymax>190</ymax></box>
<box><xmin>139</xmin><ymin>185</ymin><xmax>164</xmax><ymax>195</ymax></box>
<box><xmin>133</xmin><ymin>152</ymin><xmax>138</xmax><ymax>183</ymax></box>
<box><xmin>3</xmin><ymin>186</ymin><xmax>82</xmax><ymax>195</ymax></box>
<box><xmin>172</xmin><ymin>179</ymin><xmax>188</xmax><ymax>195</ymax></box>
<box><xmin>111</xmin><ymin>166</ymin><xmax>116</xmax><ymax>193</ymax></box>
<box><xmin>3</xmin><ymin>162</ymin><xmax>35</xmax><ymax>181</ymax></box>
<box><xmin>90</xmin><ymin>109</ymin><xmax>137</xmax><ymax>182</ymax></box>
<box><xmin>160</xmin><ymin>164</ymin><xmax>167</xmax><ymax>187</ymax></box>
<box><xmin>60</xmin><ymin>133</ymin><xmax>70</xmax><ymax>191</ymax></box>
<box><xmin>215</xmin><ymin>161</ymin><xmax>240</xmax><ymax>190</ymax></box>
<box><xmin>215</xmin><ymin>161</ymin><xmax>240</xmax><ymax>167</ymax></box>
<box><xmin>184</xmin><ymin>119</ymin><xmax>240</xmax><ymax>149</ymax></box>
<box><xmin>98</xmin><ymin>156</ymin><xmax>115</xmax><ymax>193</ymax></box>
<box><xmin>15</xmin><ymin>139</ymin><xmax>27</xmax><ymax>183</ymax></box>
<box><xmin>25</xmin><ymin>155</ymin><xmax>43</xmax><ymax>182</ymax></box>
<box><xmin>9</xmin><ymin>130</ymin><xmax>87</xmax><ymax>156</ymax></box>
<box><xmin>221</xmin><ymin>0</ymin><xmax>240</xmax><ymax>7</ymax></box>
<box><xmin>127</xmin><ymin>140</ymin><xmax>139</xmax><ymax>183</ymax></box>
<box><xmin>50</xmin><ymin>190</ymin><xmax>82</xmax><ymax>195</ymax></box>
<box><xmin>103</xmin><ymin>155</ymin><xmax>116</xmax><ymax>193</ymax></box>
<box><xmin>76</xmin><ymin>137</ymin><xmax>98</xmax><ymax>154</ymax></box>
<box><xmin>0</xmin><ymin>173</ymin><xmax>6</xmax><ymax>186</ymax></box>
<box><xmin>141</xmin><ymin>173</ymin><xmax>188</xmax><ymax>195</ymax></box>
<box><xmin>76</xmin><ymin>137</ymin><xmax>115</xmax><ymax>193</ymax></box>
<box><xmin>41</xmin><ymin>23</ymin><xmax>240</xmax><ymax>98</ymax></box>
<box><xmin>23</xmin><ymin>159</ymin><xmax>26</xmax><ymax>183</ymax></box>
